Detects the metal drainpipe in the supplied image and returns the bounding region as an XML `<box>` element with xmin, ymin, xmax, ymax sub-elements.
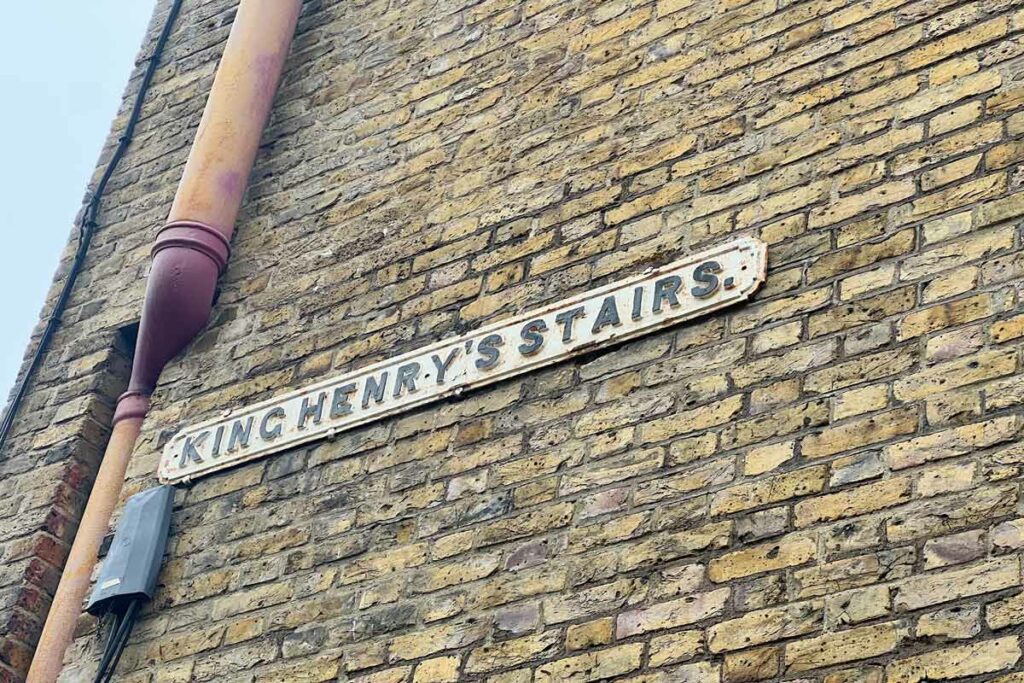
<box><xmin>27</xmin><ymin>2</ymin><xmax>302</xmax><ymax>680</ymax></box>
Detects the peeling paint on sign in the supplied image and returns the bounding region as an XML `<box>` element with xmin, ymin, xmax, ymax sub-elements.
<box><xmin>159</xmin><ymin>237</ymin><xmax>767</xmax><ymax>484</ymax></box>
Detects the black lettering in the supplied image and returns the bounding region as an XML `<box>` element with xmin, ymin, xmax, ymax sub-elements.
<box><xmin>330</xmin><ymin>383</ymin><xmax>356</xmax><ymax>418</ymax></box>
<box><xmin>431</xmin><ymin>348</ymin><xmax>459</xmax><ymax>384</ymax></box>
<box><xmin>362</xmin><ymin>372</ymin><xmax>389</xmax><ymax>409</ymax></box>
<box><xmin>632</xmin><ymin>286</ymin><xmax>644</xmax><ymax>320</ymax></box>
<box><xmin>554</xmin><ymin>306</ymin><xmax>586</xmax><ymax>343</ymax></box>
<box><xmin>691</xmin><ymin>260</ymin><xmax>722</xmax><ymax>298</ymax></box>
<box><xmin>297</xmin><ymin>392</ymin><xmax>327</xmax><ymax>429</ymax></box>
<box><xmin>476</xmin><ymin>334</ymin><xmax>504</xmax><ymax>370</ymax></box>
<box><xmin>227</xmin><ymin>417</ymin><xmax>255</xmax><ymax>452</ymax></box>
<box><xmin>393</xmin><ymin>362</ymin><xmax>421</xmax><ymax>398</ymax></box>
<box><xmin>592</xmin><ymin>296</ymin><xmax>621</xmax><ymax>334</ymax></box>
<box><xmin>179</xmin><ymin>431</ymin><xmax>208</xmax><ymax>467</ymax></box>
<box><xmin>259</xmin><ymin>407</ymin><xmax>285</xmax><ymax>440</ymax></box>
<box><xmin>518</xmin><ymin>319</ymin><xmax>547</xmax><ymax>356</ymax></box>
<box><xmin>211</xmin><ymin>425</ymin><xmax>225</xmax><ymax>458</ymax></box>
<box><xmin>653</xmin><ymin>276</ymin><xmax>682</xmax><ymax>313</ymax></box>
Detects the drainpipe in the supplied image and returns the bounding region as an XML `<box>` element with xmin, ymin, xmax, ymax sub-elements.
<box><xmin>27</xmin><ymin>2</ymin><xmax>302</xmax><ymax>680</ymax></box>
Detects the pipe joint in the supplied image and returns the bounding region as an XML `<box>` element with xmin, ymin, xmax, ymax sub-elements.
<box><xmin>154</xmin><ymin>220</ymin><xmax>231</xmax><ymax>274</ymax></box>
<box><xmin>113</xmin><ymin>392</ymin><xmax>151</xmax><ymax>424</ymax></box>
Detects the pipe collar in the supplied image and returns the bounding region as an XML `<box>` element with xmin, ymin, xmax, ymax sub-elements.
<box><xmin>113</xmin><ymin>392</ymin><xmax>151</xmax><ymax>423</ymax></box>
<box><xmin>153</xmin><ymin>220</ymin><xmax>231</xmax><ymax>274</ymax></box>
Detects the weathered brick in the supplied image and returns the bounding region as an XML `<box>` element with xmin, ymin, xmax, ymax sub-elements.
<box><xmin>709</xmin><ymin>536</ymin><xmax>816</xmax><ymax>583</ymax></box>
<box><xmin>886</xmin><ymin>637</ymin><xmax>1021</xmax><ymax>683</ymax></box>
<box><xmin>917</xmin><ymin>605</ymin><xmax>980</xmax><ymax>640</ymax></box>
<box><xmin>616</xmin><ymin>589</ymin><xmax>730</xmax><ymax>637</ymax></box>
<box><xmin>711</xmin><ymin>465</ymin><xmax>826</xmax><ymax>516</ymax></box>
<box><xmin>708</xmin><ymin>601</ymin><xmax>823</xmax><ymax>653</ymax></box>
<box><xmin>785</xmin><ymin>622</ymin><xmax>906</xmax><ymax>673</ymax></box>
<box><xmin>801</xmin><ymin>407</ymin><xmax>918</xmax><ymax>459</ymax></box>
<box><xmin>883</xmin><ymin>416</ymin><xmax>1021</xmax><ymax>470</ymax></box>
<box><xmin>534</xmin><ymin>644</ymin><xmax>643</xmax><ymax>682</ymax></box>
<box><xmin>894</xmin><ymin>557</ymin><xmax>1021</xmax><ymax>612</ymax></box>
<box><xmin>893</xmin><ymin>350</ymin><xmax>1016</xmax><ymax>401</ymax></box>
<box><xmin>23</xmin><ymin>3</ymin><xmax>1024</xmax><ymax>682</ymax></box>
<box><xmin>794</xmin><ymin>477</ymin><xmax>912</xmax><ymax>528</ymax></box>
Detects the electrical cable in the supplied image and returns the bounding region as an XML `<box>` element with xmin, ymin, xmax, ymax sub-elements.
<box><xmin>0</xmin><ymin>0</ymin><xmax>185</xmax><ymax>450</ymax></box>
<box><xmin>92</xmin><ymin>598</ymin><xmax>139</xmax><ymax>683</ymax></box>
<box><xmin>92</xmin><ymin>610</ymin><xmax>124</xmax><ymax>682</ymax></box>
<box><xmin>102</xmin><ymin>604</ymin><xmax>138</xmax><ymax>683</ymax></box>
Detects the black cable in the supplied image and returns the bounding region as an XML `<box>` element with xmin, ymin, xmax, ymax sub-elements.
<box><xmin>93</xmin><ymin>599</ymin><xmax>139</xmax><ymax>683</ymax></box>
<box><xmin>104</xmin><ymin>599</ymin><xmax>139</xmax><ymax>683</ymax></box>
<box><xmin>0</xmin><ymin>0</ymin><xmax>185</xmax><ymax>450</ymax></box>
<box><xmin>92</xmin><ymin>611</ymin><xmax>124</xmax><ymax>683</ymax></box>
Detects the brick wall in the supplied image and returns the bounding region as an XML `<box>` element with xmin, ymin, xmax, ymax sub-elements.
<box><xmin>0</xmin><ymin>1</ymin><xmax>225</xmax><ymax>677</ymax></box>
<box><xmin>8</xmin><ymin>0</ymin><xmax>1024</xmax><ymax>680</ymax></box>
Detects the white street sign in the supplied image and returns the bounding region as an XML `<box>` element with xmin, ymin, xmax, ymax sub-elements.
<box><xmin>159</xmin><ymin>237</ymin><xmax>767</xmax><ymax>484</ymax></box>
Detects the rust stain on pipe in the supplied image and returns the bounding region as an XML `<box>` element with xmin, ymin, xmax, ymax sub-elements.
<box><xmin>25</xmin><ymin>418</ymin><xmax>143</xmax><ymax>683</ymax></box>
<box><xmin>168</xmin><ymin>0</ymin><xmax>302</xmax><ymax>232</ymax></box>
<box><xmin>27</xmin><ymin>1</ymin><xmax>302</xmax><ymax>680</ymax></box>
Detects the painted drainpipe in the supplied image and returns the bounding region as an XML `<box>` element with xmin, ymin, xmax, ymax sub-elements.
<box><xmin>27</xmin><ymin>1</ymin><xmax>302</xmax><ymax>680</ymax></box>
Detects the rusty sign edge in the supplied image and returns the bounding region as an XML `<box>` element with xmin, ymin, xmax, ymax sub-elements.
<box><xmin>159</xmin><ymin>236</ymin><xmax>767</xmax><ymax>484</ymax></box>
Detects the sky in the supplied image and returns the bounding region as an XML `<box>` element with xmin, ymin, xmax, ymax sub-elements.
<box><xmin>0</xmin><ymin>1</ymin><xmax>156</xmax><ymax>403</ymax></box>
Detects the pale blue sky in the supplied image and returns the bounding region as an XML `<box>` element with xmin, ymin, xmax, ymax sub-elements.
<box><xmin>0</xmin><ymin>1</ymin><xmax>156</xmax><ymax>402</ymax></box>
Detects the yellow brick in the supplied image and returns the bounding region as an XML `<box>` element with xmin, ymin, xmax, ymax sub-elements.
<box><xmin>723</xmin><ymin>646</ymin><xmax>780</xmax><ymax>682</ymax></box>
<box><xmin>929</xmin><ymin>101</ymin><xmax>982</xmax><ymax>136</ymax></box>
<box><xmin>712</xmin><ymin>464</ymin><xmax>825</xmax><ymax>515</ymax></box>
<box><xmin>808</xmin><ymin>286</ymin><xmax>916</xmax><ymax>338</ymax></box>
<box><xmin>921</xmin><ymin>211</ymin><xmax>972</xmax><ymax>246</ymax></box>
<box><xmin>826</xmin><ymin>584</ymin><xmax>891</xmax><ymax>627</ymax></box>
<box><xmin>992</xmin><ymin>314</ymin><xmax>1024</xmax><ymax>343</ymax></box>
<box><xmin>882</xmin><ymin>415</ymin><xmax>1020</xmax><ymax>470</ymax></box>
<box><xmin>735</xmin><ymin>180</ymin><xmax>830</xmax><ymax>228</ymax></box>
<box><xmin>801</xmin><ymin>407</ymin><xmax>917</xmax><ymax>459</ymax></box>
<box><xmin>987</xmin><ymin>591</ymin><xmax>1024</xmax><ymax>630</ymax></box>
<box><xmin>986</xmin><ymin>140</ymin><xmax>1024</xmax><ymax>170</ymax></box>
<box><xmin>886</xmin><ymin>637</ymin><xmax>1021</xmax><ymax>683</ymax></box>
<box><xmin>898</xmin><ymin>70</ymin><xmax>1002</xmax><ymax>120</ymax></box>
<box><xmin>648</xmin><ymin>630</ymin><xmax>703</xmax><ymax>667</ymax></box>
<box><xmin>639</xmin><ymin>395</ymin><xmax>744</xmax><ymax>444</ymax></box>
<box><xmin>616</xmin><ymin>589</ymin><xmax>729</xmax><ymax>637</ymax></box>
<box><xmin>840</xmin><ymin>264</ymin><xmax>896</xmax><ymax>299</ymax></box>
<box><xmin>785</xmin><ymin>622</ymin><xmax>905</xmax><ymax>673</ymax></box>
<box><xmin>743</xmin><ymin>441</ymin><xmax>796</xmax><ymax>476</ymax></box>
<box><xmin>809</xmin><ymin>180</ymin><xmax>916</xmax><ymax>229</ymax></box>
<box><xmin>917</xmin><ymin>605</ymin><xmax>981</xmax><ymax>639</ymax></box>
<box><xmin>411</xmin><ymin>655</ymin><xmax>460</xmax><ymax>683</ymax></box>
<box><xmin>895</xmin><ymin>174</ymin><xmax>1007</xmax><ymax>226</ymax></box>
<box><xmin>751</xmin><ymin>321</ymin><xmax>803</xmax><ymax>354</ymax></box>
<box><xmin>893</xmin><ymin>123</ymin><xmax>999</xmax><ymax>175</ymax></box>
<box><xmin>929</xmin><ymin>56</ymin><xmax>979</xmax><ymax>87</ymax></box>
<box><xmin>903</xmin><ymin>226</ymin><xmax>1014</xmax><ymax>281</ymax></box>
<box><xmin>708</xmin><ymin>601</ymin><xmax>823</xmax><ymax>653</ymax></box>
<box><xmin>534</xmin><ymin>644</ymin><xmax>643</xmax><ymax>682</ymax></box>
<box><xmin>893</xmin><ymin>350</ymin><xmax>1016</xmax><ymax>401</ymax></box>
<box><xmin>709</xmin><ymin>535</ymin><xmax>816</xmax><ymax>582</ymax></box>
<box><xmin>894</xmin><ymin>556</ymin><xmax>1020</xmax><ymax>611</ymax></box>
<box><xmin>731</xmin><ymin>287</ymin><xmax>832</xmax><ymax>333</ymax></box>
<box><xmin>921</xmin><ymin>154</ymin><xmax>982</xmax><ymax>191</ymax></box>
<box><xmin>353</xmin><ymin>667</ymin><xmax>411</xmax><ymax>683</ymax></box>
<box><xmin>794</xmin><ymin>477</ymin><xmax>912</xmax><ymax>527</ymax></box>
<box><xmin>465</xmin><ymin>632</ymin><xmax>560</xmax><ymax>673</ymax></box>
<box><xmin>988</xmin><ymin>86</ymin><xmax>1024</xmax><ymax>114</ymax></box>
<box><xmin>809</xmin><ymin>229</ymin><xmax>914</xmax><ymax>283</ymax></box>
<box><xmin>834</xmin><ymin>384</ymin><xmax>889</xmax><ymax>420</ymax></box>
<box><xmin>565</xmin><ymin>618</ymin><xmax>613</xmax><ymax>651</ymax></box>
<box><xmin>921</xmin><ymin>266</ymin><xmax>978</xmax><ymax>305</ymax></box>
<box><xmin>916</xmin><ymin>461</ymin><xmax>976</xmax><ymax>497</ymax></box>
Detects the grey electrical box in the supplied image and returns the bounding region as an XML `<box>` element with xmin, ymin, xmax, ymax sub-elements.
<box><xmin>86</xmin><ymin>485</ymin><xmax>174</xmax><ymax>615</ymax></box>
